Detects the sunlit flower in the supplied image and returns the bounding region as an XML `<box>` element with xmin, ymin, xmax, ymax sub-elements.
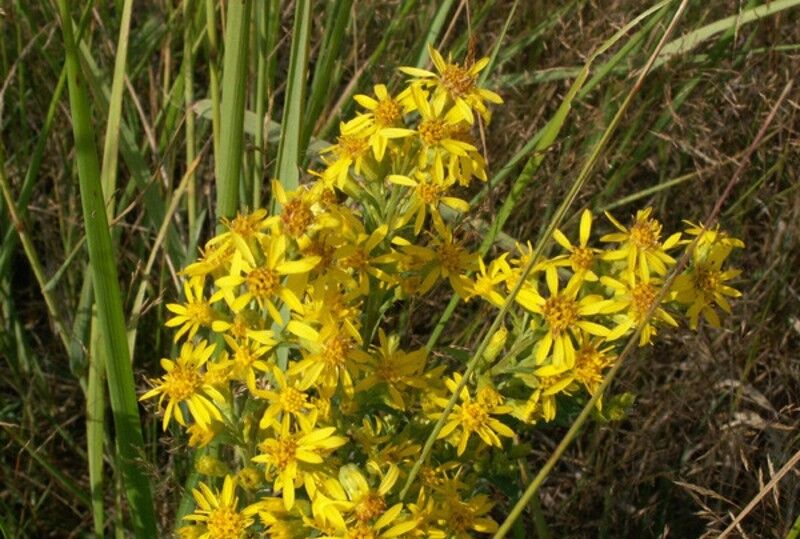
<box><xmin>601</xmin><ymin>207</ymin><xmax>681</xmax><ymax>280</ymax></box>
<box><xmin>602</xmin><ymin>272</ymin><xmax>678</xmax><ymax>346</ymax></box>
<box><xmin>432</xmin><ymin>373</ymin><xmax>514</xmax><ymax>455</ymax></box>
<box><xmin>140</xmin><ymin>340</ymin><xmax>225</xmax><ymax>430</ymax></box>
<box><xmin>401</xmin><ymin>44</ymin><xmax>502</xmax><ymax>124</ymax></box>
<box><xmin>181</xmin><ymin>475</ymin><xmax>261</xmax><ymax>539</ymax></box>
<box><xmin>551</xmin><ymin>209</ymin><xmax>602</xmax><ymax>282</ymax></box>
<box><xmin>166</xmin><ymin>276</ymin><xmax>215</xmax><ymax>341</ymax></box>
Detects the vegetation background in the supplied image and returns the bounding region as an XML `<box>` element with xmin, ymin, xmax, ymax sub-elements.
<box><xmin>0</xmin><ymin>0</ymin><xmax>798</xmax><ymax>537</ymax></box>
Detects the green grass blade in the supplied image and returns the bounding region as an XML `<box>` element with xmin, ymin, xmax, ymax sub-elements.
<box><xmin>274</xmin><ymin>0</ymin><xmax>311</xmax><ymax>199</ymax></box>
<box><xmin>87</xmin><ymin>315</ymin><xmax>107</xmax><ymax>538</ymax></box>
<box><xmin>55</xmin><ymin>2</ymin><xmax>157</xmax><ymax>536</ymax></box>
<box><xmin>653</xmin><ymin>0</ymin><xmax>800</xmax><ymax>68</ymax></box>
<box><xmin>216</xmin><ymin>0</ymin><xmax>250</xmax><ymax>219</ymax></box>
<box><xmin>301</xmin><ymin>0</ymin><xmax>352</xmax><ymax>154</ymax></box>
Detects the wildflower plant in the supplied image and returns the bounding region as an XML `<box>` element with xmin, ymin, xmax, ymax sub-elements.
<box><xmin>141</xmin><ymin>46</ymin><xmax>743</xmax><ymax>537</ymax></box>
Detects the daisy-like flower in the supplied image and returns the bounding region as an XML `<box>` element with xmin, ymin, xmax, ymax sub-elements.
<box><xmin>253</xmin><ymin>365</ymin><xmax>315</xmax><ymax>431</ymax></box>
<box><xmin>570</xmin><ymin>333</ymin><xmax>616</xmax><ymax>406</ymax></box>
<box><xmin>223</xmin><ymin>334</ymin><xmax>275</xmax><ymax>388</ymax></box>
<box><xmin>286</xmin><ymin>320</ymin><xmax>371</xmax><ymax>396</ymax></box>
<box><xmin>408</xmin><ymin>85</ymin><xmax>477</xmax><ymax>170</ymax></box>
<box><xmin>466</xmin><ymin>254</ymin><xmax>511</xmax><ymax>307</ymax></box>
<box><xmin>601</xmin><ymin>207</ymin><xmax>681</xmax><ymax>280</ymax></box>
<box><xmin>140</xmin><ymin>340</ymin><xmax>225</xmax><ymax>430</ymax></box>
<box><xmin>212</xmin><ymin>237</ymin><xmax>318</xmax><ymax>324</ymax></box>
<box><xmin>334</xmin><ymin>223</ymin><xmax>392</xmax><ymax>296</ymax></box>
<box><xmin>396</xmin><ymin>220</ymin><xmax>476</xmax><ymax>297</ymax></box>
<box><xmin>435</xmin><ymin>491</ymin><xmax>499</xmax><ymax>538</ymax></box>
<box><xmin>602</xmin><ymin>272</ymin><xmax>678</xmax><ymax>346</ymax></box>
<box><xmin>205</xmin><ymin>208</ymin><xmax>272</xmax><ymax>265</ymax></box>
<box><xmin>166</xmin><ymin>276</ymin><xmax>215</xmax><ymax>341</ymax></box>
<box><xmin>252</xmin><ymin>420</ymin><xmax>347</xmax><ymax>510</ymax></box>
<box><xmin>551</xmin><ymin>209</ymin><xmax>602</xmax><ymax>282</ymax></box>
<box><xmin>517</xmin><ymin>364</ymin><xmax>574</xmax><ymax>423</ymax></box>
<box><xmin>515</xmin><ymin>266</ymin><xmax>610</xmax><ymax>366</ymax></box>
<box><xmin>671</xmin><ymin>241</ymin><xmax>742</xmax><ymax>329</ymax></box>
<box><xmin>354</xmin><ymin>329</ymin><xmax>428</xmax><ymax>410</ymax></box>
<box><xmin>400</xmin><ymin>44</ymin><xmax>503</xmax><ymax>124</ymax></box>
<box><xmin>211</xmin><ymin>308</ymin><xmax>276</xmax><ymax>346</ymax></box>
<box><xmin>432</xmin><ymin>373</ymin><xmax>514</xmax><ymax>456</ymax></box>
<box><xmin>181</xmin><ymin>475</ymin><xmax>261</xmax><ymax>539</ymax></box>
<box><xmin>320</xmin><ymin>129</ymin><xmax>373</xmax><ymax>188</ymax></box>
<box><xmin>389</xmin><ymin>158</ymin><xmax>470</xmax><ymax>235</ymax></box>
<box><xmin>344</xmin><ymin>84</ymin><xmax>415</xmax><ymax>161</ymax></box>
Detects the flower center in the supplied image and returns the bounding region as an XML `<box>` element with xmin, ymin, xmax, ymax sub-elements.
<box><xmin>224</xmin><ymin>212</ymin><xmax>261</xmax><ymax>239</ymax></box>
<box><xmin>247</xmin><ymin>267</ymin><xmax>280</xmax><ymax>299</ymax></box>
<box><xmin>279</xmin><ymin>387</ymin><xmax>307</xmax><ymax>414</ymax></box>
<box><xmin>695</xmin><ymin>267</ymin><xmax>721</xmax><ymax>294</ymax></box>
<box><xmin>323</xmin><ymin>334</ymin><xmax>352</xmax><ymax>367</ymax></box>
<box><xmin>631</xmin><ymin>282</ymin><xmax>657</xmax><ymax>323</ymax></box>
<box><xmin>630</xmin><ymin>217</ymin><xmax>661</xmax><ymax>250</ymax></box>
<box><xmin>541</xmin><ymin>294</ymin><xmax>578</xmax><ymax>334</ymax></box>
<box><xmin>343</xmin><ymin>249</ymin><xmax>369</xmax><ymax>271</ymax></box>
<box><xmin>337</xmin><ymin>134</ymin><xmax>369</xmax><ymax>159</ymax></box>
<box><xmin>441</xmin><ymin>63</ymin><xmax>476</xmax><ymax>97</ymax></box>
<box><xmin>374</xmin><ymin>98</ymin><xmax>401</xmax><ymax>126</ymax></box>
<box><xmin>569</xmin><ymin>246</ymin><xmax>594</xmax><ymax>271</ymax></box>
<box><xmin>163</xmin><ymin>365</ymin><xmax>201</xmax><ymax>401</ymax></box>
<box><xmin>417</xmin><ymin>183</ymin><xmax>441</xmax><ymax>205</ymax></box>
<box><xmin>272</xmin><ymin>438</ymin><xmax>298</xmax><ymax>470</ymax></box>
<box><xmin>205</xmin><ymin>505</ymin><xmax>245</xmax><ymax>539</ymax></box>
<box><xmin>354</xmin><ymin>492</ymin><xmax>387</xmax><ymax>522</ymax></box>
<box><xmin>419</xmin><ymin>118</ymin><xmax>446</xmax><ymax>145</ymax></box>
<box><xmin>461</xmin><ymin>402</ymin><xmax>489</xmax><ymax>431</ymax></box>
<box><xmin>345</xmin><ymin>525</ymin><xmax>377</xmax><ymax>539</ymax></box>
<box><xmin>281</xmin><ymin>198</ymin><xmax>314</xmax><ymax>238</ymax></box>
<box><xmin>437</xmin><ymin>242</ymin><xmax>464</xmax><ymax>275</ymax></box>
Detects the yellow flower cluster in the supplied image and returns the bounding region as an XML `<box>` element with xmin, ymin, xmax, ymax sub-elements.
<box><xmin>143</xmin><ymin>46</ymin><xmax>743</xmax><ymax>538</ymax></box>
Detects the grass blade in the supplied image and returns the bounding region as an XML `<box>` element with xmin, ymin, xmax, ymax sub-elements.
<box><xmin>274</xmin><ymin>0</ymin><xmax>311</xmax><ymax>199</ymax></box>
<box><xmin>55</xmin><ymin>2</ymin><xmax>157</xmax><ymax>536</ymax></box>
<box><xmin>216</xmin><ymin>0</ymin><xmax>250</xmax><ymax>219</ymax></box>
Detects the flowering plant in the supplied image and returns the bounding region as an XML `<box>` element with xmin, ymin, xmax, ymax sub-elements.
<box><xmin>142</xmin><ymin>45</ymin><xmax>742</xmax><ymax>538</ymax></box>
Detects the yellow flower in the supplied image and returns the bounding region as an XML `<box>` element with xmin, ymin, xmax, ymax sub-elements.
<box><xmin>334</xmin><ymin>222</ymin><xmax>392</xmax><ymax>296</ymax></box>
<box><xmin>140</xmin><ymin>340</ymin><xmax>225</xmax><ymax>430</ymax></box>
<box><xmin>400</xmin><ymin>44</ymin><xmax>503</xmax><ymax>124</ymax></box>
<box><xmin>182</xmin><ymin>475</ymin><xmax>261</xmax><ymax>539</ymax></box>
<box><xmin>320</xmin><ymin>129</ymin><xmax>373</xmax><ymax>188</ymax></box>
<box><xmin>671</xmin><ymin>240</ymin><xmax>742</xmax><ymax>329</ymax></box>
<box><xmin>223</xmin><ymin>334</ymin><xmax>274</xmax><ymax>388</ymax></box>
<box><xmin>396</xmin><ymin>221</ymin><xmax>476</xmax><ymax>297</ymax></box>
<box><xmin>211</xmin><ymin>237</ymin><xmax>318</xmax><ymax>324</ymax></box>
<box><xmin>345</xmin><ymin>84</ymin><xmax>415</xmax><ymax>160</ymax></box>
<box><xmin>211</xmin><ymin>308</ymin><xmax>275</xmax><ymax>346</ymax></box>
<box><xmin>570</xmin><ymin>334</ymin><xmax>616</xmax><ymax>406</ymax></box>
<box><xmin>166</xmin><ymin>276</ymin><xmax>215</xmax><ymax>341</ymax></box>
<box><xmin>252</xmin><ymin>421</ymin><xmax>347</xmax><ymax>510</ymax></box>
<box><xmin>287</xmin><ymin>321</ymin><xmax>371</xmax><ymax>396</ymax></box>
<box><xmin>602</xmin><ymin>272</ymin><xmax>678</xmax><ymax>346</ymax></box>
<box><xmin>408</xmin><ymin>85</ymin><xmax>477</xmax><ymax>167</ymax></box>
<box><xmin>432</xmin><ymin>373</ymin><xmax>514</xmax><ymax>455</ymax></box>
<box><xmin>466</xmin><ymin>254</ymin><xmax>511</xmax><ymax>307</ymax></box>
<box><xmin>517</xmin><ymin>364</ymin><xmax>574</xmax><ymax>423</ymax></box>
<box><xmin>253</xmin><ymin>365</ymin><xmax>315</xmax><ymax>432</ymax></box>
<box><xmin>354</xmin><ymin>329</ymin><xmax>428</xmax><ymax>410</ymax></box>
<box><xmin>206</xmin><ymin>208</ymin><xmax>272</xmax><ymax>265</ymax></box>
<box><xmin>515</xmin><ymin>266</ymin><xmax>610</xmax><ymax>366</ymax></box>
<box><xmin>389</xmin><ymin>162</ymin><xmax>470</xmax><ymax>235</ymax></box>
<box><xmin>551</xmin><ymin>209</ymin><xmax>602</xmax><ymax>282</ymax></box>
<box><xmin>601</xmin><ymin>207</ymin><xmax>681</xmax><ymax>280</ymax></box>
<box><xmin>435</xmin><ymin>492</ymin><xmax>499</xmax><ymax>538</ymax></box>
